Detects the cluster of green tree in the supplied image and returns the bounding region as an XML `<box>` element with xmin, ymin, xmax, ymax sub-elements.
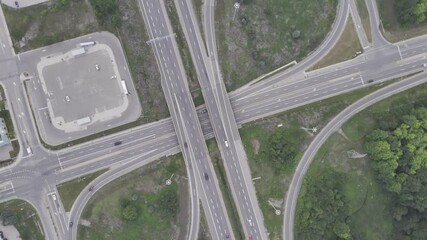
<box><xmin>89</xmin><ymin>0</ymin><xmax>121</xmax><ymax>28</ymax></box>
<box><xmin>395</xmin><ymin>0</ymin><xmax>427</xmax><ymax>25</ymax></box>
<box><xmin>366</xmin><ymin>107</ymin><xmax>427</xmax><ymax>239</ymax></box>
<box><xmin>296</xmin><ymin>169</ymin><xmax>353</xmax><ymax>239</ymax></box>
<box><xmin>261</xmin><ymin>128</ymin><xmax>299</xmax><ymax>173</ymax></box>
<box><xmin>120</xmin><ymin>198</ymin><xmax>139</xmax><ymax>221</ymax></box>
<box><xmin>157</xmin><ymin>186</ymin><xmax>179</xmax><ymax>218</ymax></box>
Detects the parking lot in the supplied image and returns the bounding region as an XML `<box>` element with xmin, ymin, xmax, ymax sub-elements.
<box><xmin>18</xmin><ymin>32</ymin><xmax>141</xmax><ymax>145</ymax></box>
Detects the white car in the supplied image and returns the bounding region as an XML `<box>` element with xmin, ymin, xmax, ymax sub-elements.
<box><xmin>225</xmin><ymin>140</ymin><xmax>229</xmax><ymax>147</ymax></box>
<box><xmin>52</xmin><ymin>194</ymin><xmax>57</xmax><ymax>201</ymax></box>
<box><xmin>65</xmin><ymin>96</ymin><xmax>70</xmax><ymax>102</ymax></box>
<box><xmin>95</xmin><ymin>64</ymin><xmax>100</xmax><ymax>71</ymax></box>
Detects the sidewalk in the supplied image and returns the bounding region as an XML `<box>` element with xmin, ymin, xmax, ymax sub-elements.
<box><xmin>1</xmin><ymin>0</ymin><xmax>49</xmax><ymax>8</ymax></box>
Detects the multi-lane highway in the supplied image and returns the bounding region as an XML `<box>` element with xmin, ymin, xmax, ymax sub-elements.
<box><xmin>139</xmin><ymin>1</ymin><xmax>234</xmax><ymax>239</ymax></box>
<box><xmin>2</xmin><ymin>1</ymin><xmax>427</xmax><ymax>240</ymax></box>
<box><xmin>174</xmin><ymin>0</ymin><xmax>267</xmax><ymax>239</ymax></box>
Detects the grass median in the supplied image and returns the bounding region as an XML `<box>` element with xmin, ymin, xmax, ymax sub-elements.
<box><xmin>57</xmin><ymin>169</ymin><xmax>108</xmax><ymax>212</ymax></box>
<box><xmin>309</xmin><ymin>16</ymin><xmax>362</xmax><ymax>70</ymax></box>
<box><xmin>239</xmin><ymin>79</ymin><xmax>400</xmax><ymax>239</ymax></box>
<box><xmin>77</xmin><ymin>154</ymin><xmax>189</xmax><ymax>240</ymax></box>
<box><xmin>215</xmin><ymin>0</ymin><xmax>338</xmax><ymax>91</ymax></box>
<box><xmin>0</xmin><ymin>199</ymin><xmax>44</xmax><ymax>240</ymax></box>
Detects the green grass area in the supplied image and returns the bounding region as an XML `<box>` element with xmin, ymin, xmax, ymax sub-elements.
<box><xmin>3</xmin><ymin>0</ymin><xmax>98</xmax><ymax>52</ymax></box>
<box><xmin>206</xmin><ymin>139</ymin><xmax>245</xmax><ymax>240</ymax></box>
<box><xmin>295</xmin><ymin>133</ymin><xmax>394</xmax><ymax>239</ymax></box>
<box><xmin>164</xmin><ymin>0</ymin><xmax>204</xmax><ymax>106</ymax></box>
<box><xmin>4</xmin><ymin>0</ymin><xmax>170</xmax><ymax>149</ymax></box>
<box><xmin>356</xmin><ymin>0</ymin><xmax>372</xmax><ymax>42</ymax></box>
<box><xmin>0</xmin><ymin>199</ymin><xmax>44</xmax><ymax>240</ymax></box>
<box><xmin>0</xmin><ymin>85</ymin><xmax>15</xmax><ymax>139</ymax></box>
<box><xmin>57</xmin><ymin>169</ymin><xmax>108</xmax><ymax>212</ymax></box>
<box><xmin>295</xmin><ymin>81</ymin><xmax>427</xmax><ymax>239</ymax></box>
<box><xmin>197</xmin><ymin>203</ymin><xmax>212</xmax><ymax>240</ymax></box>
<box><xmin>377</xmin><ymin>0</ymin><xmax>427</xmax><ymax>42</ymax></box>
<box><xmin>78</xmin><ymin>154</ymin><xmax>189</xmax><ymax>240</ymax></box>
<box><xmin>310</xmin><ymin>16</ymin><xmax>362</xmax><ymax>70</ymax></box>
<box><xmin>0</xmin><ymin>85</ymin><xmax>19</xmax><ymax>163</ymax></box>
<box><xmin>8</xmin><ymin>139</ymin><xmax>20</xmax><ymax>159</ymax></box>
<box><xmin>215</xmin><ymin>0</ymin><xmax>338</xmax><ymax>91</ymax></box>
<box><xmin>240</xmin><ymin>80</ymin><xmax>394</xmax><ymax>239</ymax></box>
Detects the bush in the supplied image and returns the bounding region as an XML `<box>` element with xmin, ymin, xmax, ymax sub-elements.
<box><xmin>122</xmin><ymin>204</ymin><xmax>138</xmax><ymax>221</ymax></box>
<box><xmin>89</xmin><ymin>0</ymin><xmax>121</xmax><ymax>27</ymax></box>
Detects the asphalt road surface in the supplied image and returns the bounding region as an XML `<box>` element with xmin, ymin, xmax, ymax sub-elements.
<box><xmin>3</xmin><ymin>1</ymin><xmax>427</xmax><ymax>239</ymax></box>
<box><xmin>283</xmin><ymin>70</ymin><xmax>427</xmax><ymax>240</ymax></box>
<box><xmin>139</xmin><ymin>0</ymin><xmax>234</xmax><ymax>239</ymax></box>
<box><xmin>174</xmin><ymin>0</ymin><xmax>267</xmax><ymax>239</ymax></box>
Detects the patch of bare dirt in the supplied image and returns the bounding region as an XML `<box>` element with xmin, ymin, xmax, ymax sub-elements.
<box><xmin>251</xmin><ymin>138</ymin><xmax>260</xmax><ymax>154</ymax></box>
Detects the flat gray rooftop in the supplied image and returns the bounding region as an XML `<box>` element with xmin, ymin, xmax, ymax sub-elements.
<box><xmin>19</xmin><ymin>31</ymin><xmax>142</xmax><ymax>145</ymax></box>
<box><xmin>42</xmin><ymin>49</ymin><xmax>123</xmax><ymax>123</ymax></box>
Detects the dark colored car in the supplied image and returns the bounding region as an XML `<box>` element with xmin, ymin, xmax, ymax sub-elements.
<box><xmin>114</xmin><ymin>141</ymin><xmax>122</xmax><ymax>146</ymax></box>
<box><xmin>69</xmin><ymin>222</ymin><xmax>73</xmax><ymax>228</ymax></box>
<box><xmin>89</xmin><ymin>186</ymin><xmax>94</xmax><ymax>191</ymax></box>
<box><xmin>14</xmin><ymin>1</ymin><xmax>19</xmax><ymax>7</ymax></box>
<box><xmin>184</xmin><ymin>142</ymin><xmax>188</xmax><ymax>148</ymax></box>
<box><xmin>201</xmin><ymin>109</ymin><xmax>207</xmax><ymax>113</ymax></box>
<box><xmin>367</xmin><ymin>79</ymin><xmax>374</xmax><ymax>83</ymax></box>
<box><xmin>204</xmin><ymin>172</ymin><xmax>209</xmax><ymax>181</ymax></box>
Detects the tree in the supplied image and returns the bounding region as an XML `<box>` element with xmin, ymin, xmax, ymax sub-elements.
<box><xmin>89</xmin><ymin>0</ymin><xmax>121</xmax><ymax>26</ymax></box>
<box><xmin>122</xmin><ymin>204</ymin><xmax>138</xmax><ymax>221</ymax></box>
<box><xmin>399</xmin><ymin>168</ymin><xmax>427</xmax><ymax>212</ymax></box>
<box><xmin>333</xmin><ymin>221</ymin><xmax>352</xmax><ymax>239</ymax></box>
<box><xmin>395</xmin><ymin>0</ymin><xmax>427</xmax><ymax>25</ymax></box>
<box><xmin>264</xmin><ymin>129</ymin><xmax>297</xmax><ymax>169</ymax></box>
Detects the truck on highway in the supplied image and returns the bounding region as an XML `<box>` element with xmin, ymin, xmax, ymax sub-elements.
<box><xmin>121</xmin><ymin>80</ymin><xmax>129</xmax><ymax>95</ymax></box>
<box><xmin>80</xmin><ymin>41</ymin><xmax>96</xmax><ymax>47</ymax></box>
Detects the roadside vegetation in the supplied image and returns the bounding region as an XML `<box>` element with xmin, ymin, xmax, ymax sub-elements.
<box><xmin>0</xmin><ymin>85</ymin><xmax>19</xmax><ymax>165</ymax></box>
<box><xmin>309</xmin><ymin>16</ymin><xmax>362</xmax><ymax>70</ymax></box>
<box><xmin>3</xmin><ymin>0</ymin><xmax>170</xmax><ymax>148</ymax></box>
<box><xmin>378</xmin><ymin>0</ymin><xmax>427</xmax><ymax>42</ymax></box>
<box><xmin>295</xmin><ymin>82</ymin><xmax>427</xmax><ymax>239</ymax></box>
<box><xmin>215</xmin><ymin>0</ymin><xmax>338</xmax><ymax>91</ymax></box>
<box><xmin>206</xmin><ymin>139</ymin><xmax>245</xmax><ymax>239</ymax></box>
<box><xmin>57</xmin><ymin>169</ymin><xmax>108</xmax><ymax>212</ymax></box>
<box><xmin>0</xmin><ymin>199</ymin><xmax>44</xmax><ymax>240</ymax></box>
<box><xmin>78</xmin><ymin>155</ymin><xmax>189</xmax><ymax>240</ymax></box>
<box><xmin>239</xmin><ymin>79</ymin><xmax>398</xmax><ymax>239</ymax></box>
